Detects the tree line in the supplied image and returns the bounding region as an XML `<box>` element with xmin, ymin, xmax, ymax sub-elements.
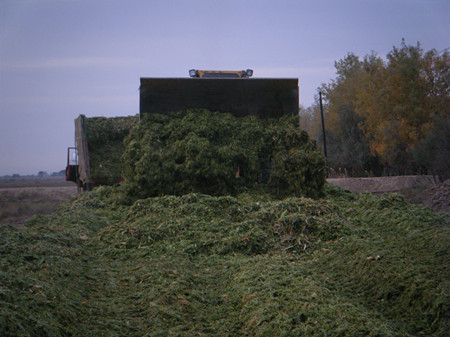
<box><xmin>300</xmin><ymin>40</ymin><xmax>449</xmax><ymax>180</ymax></box>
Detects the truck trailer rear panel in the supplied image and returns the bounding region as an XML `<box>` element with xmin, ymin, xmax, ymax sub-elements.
<box><xmin>139</xmin><ymin>78</ymin><xmax>299</xmax><ymax>119</ymax></box>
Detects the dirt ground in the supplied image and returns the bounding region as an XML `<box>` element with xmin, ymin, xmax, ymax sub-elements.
<box><xmin>327</xmin><ymin>175</ymin><xmax>450</xmax><ymax>214</ymax></box>
<box><xmin>0</xmin><ymin>177</ymin><xmax>78</xmax><ymax>227</ymax></box>
<box><xmin>406</xmin><ymin>178</ymin><xmax>450</xmax><ymax>214</ymax></box>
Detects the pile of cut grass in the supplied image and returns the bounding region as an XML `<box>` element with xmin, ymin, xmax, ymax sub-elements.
<box><xmin>121</xmin><ymin>110</ymin><xmax>326</xmax><ymax>200</ymax></box>
<box><xmin>0</xmin><ymin>195</ymin><xmax>116</xmax><ymax>336</ymax></box>
<box><xmin>0</xmin><ymin>185</ymin><xmax>448</xmax><ymax>336</ymax></box>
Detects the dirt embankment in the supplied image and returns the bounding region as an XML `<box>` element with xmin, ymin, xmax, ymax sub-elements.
<box><xmin>327</xmin><ymin>175</ymin><xmax>449</xmax><ymax>214</ymax></box>
<box><xmin>407</xmin><ymin>179</ymin><xmax>450</xmax><ymax>214</ymax></box>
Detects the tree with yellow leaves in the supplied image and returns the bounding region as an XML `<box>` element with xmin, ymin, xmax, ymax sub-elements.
<box><xmin>316</xmin><ymin>40</ymin><xmax>448</xmax><ymax>178</ymax></box>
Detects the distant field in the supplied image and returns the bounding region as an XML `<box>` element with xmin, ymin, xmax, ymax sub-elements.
<box><xmin>0</xmin><ymin>176</ymin><xmax>77</xmax><ymax>227</ymax></box>
<box><xmin>0</xmin><ymin>176</ymin><xmax>75</xmax><ymax>188</ymax></box>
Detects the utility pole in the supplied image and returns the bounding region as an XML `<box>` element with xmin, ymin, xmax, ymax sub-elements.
<box><xmin>319</xmin><ymin>91</ymin><xmax>327</xmax><ymax>159</ymax></box>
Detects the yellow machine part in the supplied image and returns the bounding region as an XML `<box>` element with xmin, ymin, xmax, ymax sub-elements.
<box><xmin>195</xmin><ymin>70</ymin><xmax>247</xmax><ymax>78</ymax></box>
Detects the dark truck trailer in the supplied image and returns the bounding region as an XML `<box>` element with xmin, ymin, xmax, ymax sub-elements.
<box><xmin>67</xmin><ymin>71</ymin><xmax>300</xmax><ymax>190</ymax></box>
<box><xmin>139</xmin><ymin>78</ymin><xmax>299</xmax><ymax>119</ymax></box>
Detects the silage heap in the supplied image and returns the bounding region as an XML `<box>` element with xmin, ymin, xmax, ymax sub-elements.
<box><xmin>120</xmin><ymin>110</ymin><xmax>326</xmax><ymax>200</ymax></box>
<box><xmin>1</xmin><ymin>186</ymin><xmax>448</xmax><ymax>336</ymax></box>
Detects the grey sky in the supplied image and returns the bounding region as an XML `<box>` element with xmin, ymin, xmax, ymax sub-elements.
<box><xmin>0</xmin><ymin>0</ymin><xmax>448</xmax><ymax>176</ymax></box>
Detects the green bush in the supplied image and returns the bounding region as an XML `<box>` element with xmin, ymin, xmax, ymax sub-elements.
<box><xmin>121</xmin><ymin>110</ymin><xmax>326</xmax><ymax>199</ymax></box>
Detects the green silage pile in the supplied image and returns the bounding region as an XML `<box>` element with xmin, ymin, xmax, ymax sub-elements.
<box><xmin>85</xmin><ymin>115</ymin><xmax>138</xmax><ymax>183</ymax></box>
<box><xmin>1</xmin><ymin>185</ymin><xmax>448</xmax><ymax>336</ymax></box>
<box><xmin>120</xmin><ymin>109</ymin><xmax>326</xmax><ymax>200</ymax></box>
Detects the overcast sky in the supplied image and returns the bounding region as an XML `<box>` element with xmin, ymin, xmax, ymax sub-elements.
<box><xmin>0</xmin><ymin>0</ymin><xmax>448</xmax><ymax>176</ymax></box>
